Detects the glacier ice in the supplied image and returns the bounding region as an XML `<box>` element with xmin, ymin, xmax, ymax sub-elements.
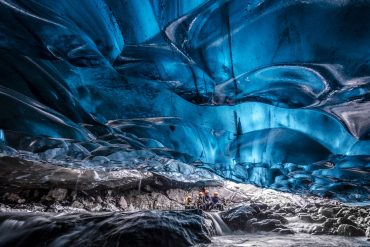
<box><xmin>0</xmin><ymin>0</ymin><xmax>369</xmax><ymax>202</ymax></box>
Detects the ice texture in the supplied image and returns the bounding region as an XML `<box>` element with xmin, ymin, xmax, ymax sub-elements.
<box><xmin>0</xmin><ymin>0</ymin><xmax>369</xmax><ymax>202</ymax></box>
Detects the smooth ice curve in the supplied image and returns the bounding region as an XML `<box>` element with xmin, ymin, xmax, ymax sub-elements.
<box><xmin>0</xmin><ymin>0</ymin><xmax>369</xmax><ymax>202</ymax></box>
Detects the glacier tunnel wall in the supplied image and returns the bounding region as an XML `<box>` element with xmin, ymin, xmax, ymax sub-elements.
<box><xmin>0</xmin><ymin>0</ymin><xmax>369</xmax><ymax>202</ymax></box>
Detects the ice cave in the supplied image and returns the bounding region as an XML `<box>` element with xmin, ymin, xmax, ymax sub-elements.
<box><xmin>0</xmin><ymin>0</ymin><xmax>369</xmax><ymax>246</ymax></box>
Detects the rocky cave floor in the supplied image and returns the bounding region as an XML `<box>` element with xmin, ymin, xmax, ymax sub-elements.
<box><xmin>0</xmin><ymin>155</ymin><xmax>369</xmax><ymax>246</ymax></box>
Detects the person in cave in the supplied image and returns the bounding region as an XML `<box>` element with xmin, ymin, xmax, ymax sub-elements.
<box><xmin>210</xmin><ymin>192</ymin><xmax>224</xmax><ymax>211</ymax></box>
<box><xmin>203</xmin><ymin>190</ymin><xmax>212</xmax><ymax>210</ymax></box>
<box><xmin>196</xmin><ymin>191</ymin><xmax>205</xmax><ymax>209</ymax></box>
<box><xmin>184</xmin><ymin>196</ymin><xmax>195</xmax><ymax>209</ymax></box>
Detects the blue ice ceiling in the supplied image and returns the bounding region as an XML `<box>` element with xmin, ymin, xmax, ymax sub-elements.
<box><xmin>0</xmin><ymin>0</ymin><xmax>369</xmax><ymax>202</ymax></box>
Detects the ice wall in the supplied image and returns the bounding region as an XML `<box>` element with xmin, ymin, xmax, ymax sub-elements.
<box><xmin>0</xmin><ymin>0</ymin><xmax>369</xmax><ymax>201</ymax></box>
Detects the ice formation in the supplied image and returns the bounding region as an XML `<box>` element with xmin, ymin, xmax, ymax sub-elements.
<box><xmin>0</xmin><ymin>0</ymin><xmax>369</xmax><ymax>202</ymax></box>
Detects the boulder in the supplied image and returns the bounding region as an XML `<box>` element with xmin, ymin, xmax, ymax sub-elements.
<box><xmin>310</xmin><ymin>225</ymin><xmax>326</xmax><ymax>235</ymax></box>
<box><xmin>336</xmin><ymin>208</ymin><xmax>346</xmax><ymax>217</ymax></box>
<box><xmin>281</xmin><ymin>207</ymin><xmax>295</xmax><ymax>214</ymax></box>
<box><xmin>322</xmin><ymin>218</ymin><xmax>337</xmax><ymax>229</ymax></box>
<box><xmin>269</xmin><ymin>213</ymin><xmax>288</xmax><ymax>224</ymax></box>
<box><xmin>272</xmin><ymin>204</ymin><xmax>281</xmax><ymax>210</ymax></box>
<box><xmin>256</xmin><ymin>211</ymin><xmax>269</xmax><ymax>220</ymax></box>
<box><xmin>315</xmin><ymin>216</ymin><xmax>327</xmax><ymax>223</ymax></box>
<box><xmin>299</xmin><ymin>214</ymin><xmax>316</xmax><ymax>223</ymax></box>
<box><xmin>299</xmin><ymin>214</ymin><xmax>326</xmax><ymax>223</ymax></box>
<box><xmin>0</xmin><ymin>210</ymin><xmax>211</xmax><ymax>247</ymax></box>
<box><xmin>348</xmin><ymin>215</ymin><xmax>357</xmax><ymax>221</ymax></box>
<box><xmin>337</xmin><ymin>224</ymin><xmax>365</xmax><ymax>237</ymax></box>
<box><xmin>318</xmin><ymin>207</ymin><xmax>334</xmax><ymax>218</ymax></box>
<box><xmin>247</xmin><ymin>218</ymin><xmax>258</xmax><ymax>225</ymax></box>
<box><xmin>250</xmin><ymin>203</ymin><xmax>268</xmax><ymax>212</ymax></box>
<box><xmin>337</xmin><ymin>217</ymin><xmax>357</xmax><ymax>227</ymax></box>
<box><xmin>358</xmin><ymin>209</ymin><xmax>368</xmax><ymax>217</ymax></box>
<box><xmin>221</xmin><ymin>205</ymin><xmax>258</xmax><ymax>230</ymax></box>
